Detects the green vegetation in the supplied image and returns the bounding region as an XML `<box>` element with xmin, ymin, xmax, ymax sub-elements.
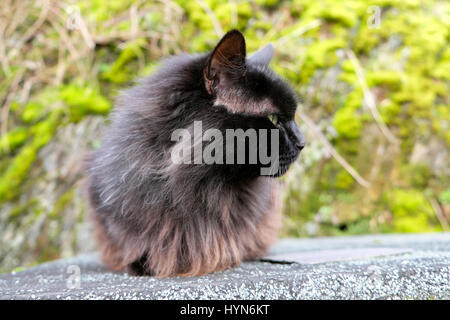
<box><xmin>0</xmin><ymin>0</ymin><xmax>448</xmax><ymax>272</ymax></box>
<box><xmin>386</xmin><ymin>189</ymin><xmax>438</xmax><ymax>233</ymax></box>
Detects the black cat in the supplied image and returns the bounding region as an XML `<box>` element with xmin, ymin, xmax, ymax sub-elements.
<box><xmin>86</xmin><ymin>30</ymin><xmax>305</xmax><ymax>277</ymax></box>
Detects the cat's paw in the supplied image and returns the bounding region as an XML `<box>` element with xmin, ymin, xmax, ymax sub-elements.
<box><xmin>126</xmin><ymin>257</ymin><xmax>154</xmax><ymax>276</ymax></box>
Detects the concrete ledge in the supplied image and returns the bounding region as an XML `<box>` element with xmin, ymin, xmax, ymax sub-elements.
<box><xmin>0</xmin><ymin>233</ymin><xmax>449</xmax><ymax>299</ymax></box>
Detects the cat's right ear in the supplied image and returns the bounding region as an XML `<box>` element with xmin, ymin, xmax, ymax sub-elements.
<box><xmin>204</xmin><ymin>30</ymin><xmax>246</xmax><ymax>95</ymax></box>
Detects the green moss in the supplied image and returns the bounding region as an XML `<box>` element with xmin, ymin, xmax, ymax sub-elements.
<box><xmin>60</xmin><ymin>85</ymin><xmax>111</xmax><ymax>121</ymax></box>
<box><xmin>367</xmin><ymin>70</ymin><xmax>402</xmax><ymax>89</ymax></box>
<box><xmin>336</xmin><ymin>218</ymin><xmax>371</xmax><ymax>235</ymax></box>
<box><xmin>0</xmin><ymin>144</ymin><xmax>38</xmax><ymax>203</ymax></box>
<box><xmin>50</xmin><ymin>188</ymin><xmax>75</xmax><ymax>219</ymax></box>
<box><xmin>0</xmin><ymin>80</ymin><xmax>111</xmax><ymax>205</ymax></box>
<box><xmin>393</xmin><ymin>215</ymin><xmax>434</xmax><ymax>233</ymax></box>
<box><xmin>0</xmin><ymin>127</ymin><xmax>29</xmax><ymax>154</ymax></box>
<box><xmin>177</xmin><ymin>0</ymin><xmax>214</xmax><ymax>30</ymax></box>
<box><xmin>236</xmin><ymin>1</ymin><xmax>252</xmax><ymax>20</ymax></box>
<box><xmin>431</xmin><ymin>46</ymin><xmax>450</xmax><ymax>80</ymax></box>
<box><xmin>190</xmin><ymin>30</ymin><xmax>219</xmax><ymax>52</ymax></box>
<box><xmin>252</xmin><ymin>20</ymin><xmax>274</xmax><ymax>32</ymax></box>
<box><xmin>338</xmin><ymin>72</ymin><xmax>358</xmax><ymax>85</ymax></box>
<box><xmin>439</xmin><ymin>188</ymin><xmax>450</xmax><ymax>205</ymax></box>
<box><xmin>353</xmin><ymin>24</ymin><xmax>383</xmax><ymax>54</ymax></box>
<box><xmin>387</xmin><ymin>189</ymin><xmax>439</xmax><ymax>232</ymax></box>
<box><xmin>307</xmin><ymin>38</ymin><xmax>346</xmax><ymax>68</ymax></box>
<box><xmin>9</xmin><ymin>101</ymin><xmax>20</xmax><ymax>113</ymax></box>
<box><xmin>22</xmin><ymin>102</ymin><xmax>46</xmax><ymax>123</ymax></box>
<box><xmin>79</xmin><ymin>0</ymin><xmax>131</xmax><ymax>22</ymax></box>
<box><xmin>213</xmin><ymin>3</ymin><xmax>232</xmax><ymax>27</ymax></box>
<box><xmin>301</xmin><ymin>38</ymin><xmax>347</xmax><ymax>83</ymax></box>
<box><xmin>379</xmin><ymin>100</ymin><xmax>401</xmax><ymax>125</ymax></box>
<box><xmin>19</xmin><ymin>87</ymin><xmax>62</xmax><ymax>124</ymax></box>
<box><xmin>9</xmin><ymin>199</ymin><xmax>36</xmax><ymax>221</ymax></box>
<box><xmin>144</xmin><ymin>11</ymin><xmax>163</xmax><ymax>30</ymax></box>
<box><xmin>431</xmin><ymin>104</ymin><xmax>450</xmax><ymax>147</ymax></box>
<box><xmin>392</xmin><ymin>75</ymin><xmax>437</xmax><ymax>116</ymax></box>
<box><xmin>400</xmin><ymin>163</ymin><xmax>431</xmax><ymax>189</ymax></box>
<box><xmin>341</xmin><ymin>59</ymin><xmax>355</xmax><ymax>73</ymax></box>
<box><xmin>11</xmin><ymin>266</ymin><xmax>26</xmax><ymax>273</ymax></box>
<box><xmin>297</xmin><ymin>0</ymin><xmax>364</xmax><ymax>27</ymax></box>
<box><xmin>31</xmin><ymin>111</ymin><xmax>64</xmax><ymax>148</ymax></box>
<box><xmin>335</xmin><ymin>170</ymin><xmax>354</xmax><ymax>190</ymax></box>
<box><xmin>101</xmin><ymin>38</ymin><xmax>146</xmax><ymax>84</ymax></box>
<box><xmin>346</xmin><ymin>89</ymin><xmax>364</xmax><ymax>110</ymax></box>
<box><xmin>333</xmin><ymin>107</ymin><xmax>363</xmax><ymax>139</ymax></box>
<box><xmin>139</xmin><ymin>62</ymin><xmax>159</xmax><ymax>77</ymax></box>
<box><xmin>255</xmin><ymin>0</ymin><xmax>280</xmax><ymax>8</ymax></box>
<box><xmin>338</xmin><ymin>60</ymin><xmax>358</xmax><ymax>84</ymax></box>
<box><xmin>0</xmin><ymin>111</ymin><xmax>61</xmax><ymax>203</ymax></box>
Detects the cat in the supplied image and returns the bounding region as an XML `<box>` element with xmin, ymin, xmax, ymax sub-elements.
<box><xmin>86</xmin><ymin>30</ymin><xmax>305</xmax><ymax>277</ymax></box>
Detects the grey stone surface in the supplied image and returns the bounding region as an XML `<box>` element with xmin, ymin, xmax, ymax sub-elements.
<box><xmin>264</xmin><ymin>247</ymin><xmax>413</xmax><ymax>264</ymax></box>
<box><xmin>0</xmin><ymin>233</ymin><xmax>449</xmax><ymax>300</ymax></box>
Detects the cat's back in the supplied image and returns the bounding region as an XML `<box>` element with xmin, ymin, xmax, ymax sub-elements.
<box><xmin>85</xmin><ymin>53</ymin><xmax>209</xmax><ymax>205</ymax></box>
<box><xmin>114</xmin><ymin>53</ymin><xmax>208</xmax><ymax>114</ymax></box>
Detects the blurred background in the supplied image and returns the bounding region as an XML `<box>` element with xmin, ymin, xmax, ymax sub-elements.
<box><xmin>0</xmin><ymin>0</ymin><xmax>449</xmax><ymax>273</ymax></box>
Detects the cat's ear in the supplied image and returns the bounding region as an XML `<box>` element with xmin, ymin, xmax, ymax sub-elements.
<box><xmin>204</xmin><ymin>30</ymin><xmax>246</xmax><ymax>95</ymax></box>
<box><xmin>248</xmin><ymin>43</ymin><xmax>274</xmax><ymax>66</ymax></box>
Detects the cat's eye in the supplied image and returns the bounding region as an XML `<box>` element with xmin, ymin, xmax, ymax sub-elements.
<box><xmin>268</xmin><ymin>114</ymin><xmax>278</xmax><ymax>125</ymax></box>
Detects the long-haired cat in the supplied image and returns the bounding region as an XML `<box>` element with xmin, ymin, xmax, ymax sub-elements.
<box><xmin>86</xmin><ymin>30</ymin><xmax>305</xmax><ymax>277</ymax></box>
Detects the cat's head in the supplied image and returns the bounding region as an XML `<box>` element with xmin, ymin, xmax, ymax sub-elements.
<box><xmin>201</xmin><ymin>30</ymin><xmax>305</xmax><ymax>177</ymax></box>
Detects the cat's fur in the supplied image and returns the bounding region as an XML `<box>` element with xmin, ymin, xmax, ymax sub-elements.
<box><xmin>86</xmin><ymin>30</ymin><xmax>305</xmax><ymax>277</ymax></box>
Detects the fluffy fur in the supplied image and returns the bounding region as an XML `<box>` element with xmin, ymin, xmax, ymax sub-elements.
<box><xmin>86</xmin><ymin>30</ymin><xmax>304</xmax><ymax>277</ymax></box>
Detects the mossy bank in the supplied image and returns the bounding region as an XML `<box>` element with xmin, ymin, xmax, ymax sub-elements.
<box><xmin>0</xmin><ymin>0</ymin><xmax>448</xmax><ymax>273</ymax></box>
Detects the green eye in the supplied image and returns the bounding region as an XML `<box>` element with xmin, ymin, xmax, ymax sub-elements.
<box><xmin>268</xmin><ymin>114</ymin><xmax>278</xmax><ymax>125</ymax></box>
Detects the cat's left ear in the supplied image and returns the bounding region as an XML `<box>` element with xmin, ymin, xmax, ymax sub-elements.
<box><xmin>248</xmin><ymin>43</ymin><xmax>274</xmax><ymax>66</ymax></box>
<box><xmin>204</xmin><ymin>30</ymin><xmax>246</xmax><ymax>95</ymax></box>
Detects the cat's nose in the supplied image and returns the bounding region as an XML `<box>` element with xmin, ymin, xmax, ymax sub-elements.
<box><xmin>295</xmin><ymin>140</ymin><xmax>305</xmax><ymax>151</ymax></box>
<box><xmin>285</xmin><ymin>120</ymin><xmax>305</xmax><ymax>151</ymax></box>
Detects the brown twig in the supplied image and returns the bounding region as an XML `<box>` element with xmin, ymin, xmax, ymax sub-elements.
<box><xmin>8</xmin><ymin>0</ymin><xmax>50</xmax><ymax>62</ymax></box>
<box><xmin>429</xmin><ymin>197</ymin><xmax>449</xmax><ymax>231</ymax></box>
<box><xmin>93</xmin><ymin>31</ymin><xmax>179</xmax><ymax>46</ymax></box>
<box><xmin>130</xmin><ymin>5</ymin><xmax>139</xmax><ymax>39</ymax></box>
<box><xmin>0</xmin><ymin>69</ymin><xmax>25</xmax><ymax>152</ymax></box>
<box><xmin>48</xmin><ymin>10</ymin><xmax>81</xmax><ymax>61</ymax></box>
<box><xmin>0</xmin><ymin>21</ymin><xmax>11</xmax><ymax>76</ymax></box>
<box><xmin>19</xmin><ymin>77</ymin><xmax>34</xmax><ymax>104</ymax></box>
<box><xmin>56</xmin><ymin>2</ymin><xmax>96</xmax><ymax>50</ymax></box>
<box><xmin>345</xmin><ymin>49</ymin><xmax>399</xmax><ymax>145</ymax></box>
<box><xmin>54</xmin><ymin>41</ymin><xmax>66</xmax><ymax>85</ymax></box>
<box><xmin>274</xmin><ymin>19</ymin><xmax>322</xmax><ymax>45</ymax></box>
<box><xmin>195</xmin><ymin>0</ymin><xmax>224</xmax><ymax>37</ymax></box>
<box><xmin>4</xmin><ymin>0</ymin><xmax>26</xmax><ymax>38</ymax></box>
<box><xmin>296</xmin><ymin>111</ymin><xmax>371</xmax><ymax>188</ymax></box>
<box><xmin>228</xmin><ymin>0</ymin><xmax>238</xmax><ymax>27</ymax></box>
